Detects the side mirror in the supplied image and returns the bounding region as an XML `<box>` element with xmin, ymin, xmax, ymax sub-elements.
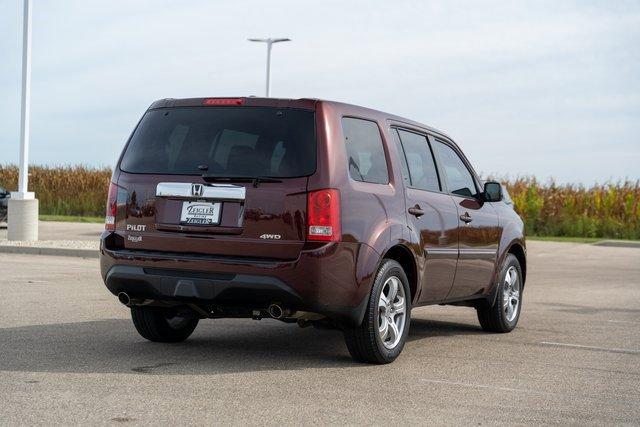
<box><xmin>483</xmin><ymin>181</ymin><xmax>503</xmax><ymax>202</ymax></box>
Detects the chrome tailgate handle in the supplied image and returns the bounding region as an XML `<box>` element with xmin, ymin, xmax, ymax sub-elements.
<box><xmin>156</xmin><ymin>182</ymin><xmax>246</xmax><ymax>201</ymax></box>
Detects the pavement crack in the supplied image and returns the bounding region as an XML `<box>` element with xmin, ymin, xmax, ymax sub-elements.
<box><xmin>131</xmin><ymin>362</ymin><xmax>176</xmax><ymax>374</ymax></box>
<box><xmin>110</xmin><ymin>416</ymin><xmax>136</xmax><ymax>423</ymax></box>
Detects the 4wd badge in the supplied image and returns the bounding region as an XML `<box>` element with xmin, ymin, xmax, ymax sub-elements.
<box><xmin>260</xmin><ymin>234</ymin><xmax>281</xmax><ymax>240</ymax></box>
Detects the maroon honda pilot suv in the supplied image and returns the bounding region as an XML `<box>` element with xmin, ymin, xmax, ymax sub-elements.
<box><xmin>100</xmin><ymin>97</ymin><xmax>526</xmax><ymax>364</ymax></box>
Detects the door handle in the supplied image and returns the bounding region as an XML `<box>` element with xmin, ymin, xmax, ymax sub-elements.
<box><xmin>409</xmin><ymin>206</ymin><xmax>425</xmax><ymax>217</ymax></box>
<box><xmin>460</xmin><ymin>212</ymin><xmax>473</xmax><ymax>223</ymax></box>
<box><xmin>408</xmin><ymin>205</ymin><xmax>424</xmax><ymax>217</ymax></box>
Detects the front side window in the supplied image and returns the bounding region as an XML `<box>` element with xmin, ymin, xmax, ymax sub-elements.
<box><xmin>342</xmin><ymin>117</ymin><xmax>389</xmax><ymax>184</ymax></box>
<box><xmin>432</xmin><ymin>139</ymin><xmax>478</xmax><ymax>197</ymax></box>
<box><xmin>396</xmin><ymin>129</ymin><xmax>440</xmax><ymax>192</ymax></box>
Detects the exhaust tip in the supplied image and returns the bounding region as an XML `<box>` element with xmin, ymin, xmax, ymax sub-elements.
<box><xmin>117</xmin><ymin>292</ymin><xmax>131</xmax><ymax>306</ymax></box>
<box><xmin>267</xmin><ymin>304</ymin><xmax>284</xmax><ymax>319</ymax></box>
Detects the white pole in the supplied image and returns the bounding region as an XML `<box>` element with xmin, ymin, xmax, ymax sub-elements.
<box><xmin>18</xmin><ymin>0</ymin><xmax>33</xmax><ymax>199</ymax></box>
<box><xmin>265</xmin><ymin>40</ymin><xmax>272</xmax><ymax>97</ymax></box>
<box><xmin>248</xmin><ymin>37</ymin><xmax>290</xmax><ymax>98</ymax></box>
<box><xmin>8</xmin><ymin>0</ymin><xmax>38</xmax><ymax>241</ymax></box>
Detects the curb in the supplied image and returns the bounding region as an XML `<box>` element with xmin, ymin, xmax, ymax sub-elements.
<box><xmin>0</xmin><ymin>245</ymin><xmax>99</xmax><ymax>258</ymax></box>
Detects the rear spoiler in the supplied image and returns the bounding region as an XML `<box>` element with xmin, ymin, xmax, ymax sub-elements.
<box><xmin>149</xmin><ymin>97</ymin><xmax>317</xmax><ymax>110</ymax></box>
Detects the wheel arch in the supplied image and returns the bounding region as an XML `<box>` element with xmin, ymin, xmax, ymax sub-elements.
<box><xmin>506</xmin><ymin>241</ymin><xmax>527</xmax><ymax>286</ymax></box>
<box><xmin>486</xmin><ymin>238</ymin><xmax>527</xmax><ymax>307</ymax></box>
<box><xmin>381</xmin><ymin>243</ymin><xmax>419</xmax><ymax>304</ymax></box>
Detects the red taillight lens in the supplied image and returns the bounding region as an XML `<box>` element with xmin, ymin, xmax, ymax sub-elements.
<box><xmin>307</xmin><ymin>189</ymin><xmax>341</xmax><ymax>242</ymax></box>
<box><xmin>202</xmin><ymin>98</ymin><xmax>244</xmax><ymax>106</ymax></box>
<box><xmin>105</xmin><ymin>182</ymin><xmax>118</xmax><ymax>231</ymax></box>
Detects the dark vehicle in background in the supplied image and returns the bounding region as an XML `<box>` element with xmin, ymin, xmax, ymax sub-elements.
<box><xmin>0</xmin><ymin>186</ymin><xmax>9</xmax><ymax>223</ymax></box>
<box><xmin>100</xmin><ymin>97</ymin><xmax>526</xmax><ymax>364</ymax></box>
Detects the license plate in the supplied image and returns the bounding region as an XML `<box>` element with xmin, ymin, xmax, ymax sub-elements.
<box><xmin>180</xmin><ymin>201</ymin><xmax>221</xmax><ymax>225</ymax></box>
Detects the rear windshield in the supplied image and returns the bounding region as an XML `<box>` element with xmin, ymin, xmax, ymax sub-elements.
<box><xmin>120</xmin><ymin>107</ymin><xmax>316</xmax><ymax>177</ymax></box>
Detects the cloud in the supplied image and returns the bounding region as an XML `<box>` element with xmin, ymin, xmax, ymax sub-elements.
<box><xmin>0</xmin><ymin>0</ymin><xmax>638</xmax><ymax>183</ymax></box>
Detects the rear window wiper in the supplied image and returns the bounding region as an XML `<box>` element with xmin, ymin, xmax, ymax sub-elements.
<box><xmin>201</xmin><ymin>174</ymin><xmax>283</xmax><ymax>188</ymax></box>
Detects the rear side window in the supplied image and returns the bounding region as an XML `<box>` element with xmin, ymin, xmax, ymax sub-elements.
<box><xmin>396</xmin><ymin>129</ymin><xmax>440</xmax><ymax>192</ymax></box>
<box><xmin>342</xmin><ymin>117</ymin><xmax>389</xmax><ymax>184</ymax></box>
<box><xmin>120</xmin><ymin>107</ymin><xmax>316</xmax><ymax>177</ymax></box>
<box><xmin>432</xmin><ymin>139</ymin><xmax>479</xmax><ymax>197</ymax></box>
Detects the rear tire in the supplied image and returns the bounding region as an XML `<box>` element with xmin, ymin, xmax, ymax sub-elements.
<box><xmin>344</xmin><ymin>259</ymin><xmax>411</xmax><ymax>364</ymax></box>
<box><xmin>477</xmin><ymin>254</ymin><xmax>523</xmax><ymax>333</ymax></box>
<box><xmin>130</xmin><ymin>306</ymin><xmax>199</xmax><ymax>343</ymax></box>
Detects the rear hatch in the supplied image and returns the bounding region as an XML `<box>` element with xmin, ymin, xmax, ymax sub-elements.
<box><xmin>113</xmin><ymin>100</ymin><xmax>316</xmax><ymax>260</ymax></box>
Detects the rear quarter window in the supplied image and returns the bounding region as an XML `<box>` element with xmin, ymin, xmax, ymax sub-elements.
<box><xmin>342</xmin><ymin>117</ymin><xmax>388</xmax><ymax>184</ymax></box>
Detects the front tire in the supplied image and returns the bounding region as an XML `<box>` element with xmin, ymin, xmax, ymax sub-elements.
<box><xmin>477</xmin><ymin>254</ymin><xmax>523</xmax><ymax>332</ymax></box>
<box><xmin>131</xmin><ymin>306</ymin><xmax>199</xmax><ymax>343</ymax></box>
<box><xmin>344</xmin><ymin>259</ymin><xmax>411</xmax><ymax>364</ymax></box>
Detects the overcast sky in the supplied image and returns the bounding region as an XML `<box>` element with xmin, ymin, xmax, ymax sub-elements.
<box><xmin>1</xmin><ymin>0</ymin><xmax>638</xmax><ymax>184</ymax></box>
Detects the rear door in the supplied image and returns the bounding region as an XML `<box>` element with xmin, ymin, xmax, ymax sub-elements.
<box><xmin>430</xmin><ymin>137</ymin><xmax>501</xmax><ymax>299</ymax></box>
<box><xmin>392</xmin><ymin>128</ymin><xmax>459</xmax><ymax>303</ymax></box>
<box><xmin>114</xmin><ymin>105</ymin><xmax>316</xmax><ymax>260</ymax></box>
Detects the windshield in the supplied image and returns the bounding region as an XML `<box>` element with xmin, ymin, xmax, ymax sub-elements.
<box><xmin>120</xmin><ymin>107</ymin><xmax>316</xmax><ymax>177</ymax></box>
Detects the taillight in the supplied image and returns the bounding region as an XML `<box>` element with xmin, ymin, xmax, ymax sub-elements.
<box><xmin>307</xmin><ymin>189</ymin><xmax>341</xmax><ymax>242</ymax></box>
<box><xmin>105</xmin><ymin>182</ymin><xmax>118</xmax><ymax>231</ymax></box>
<box><xmin>202</xmin><ymin>98</ymin><xmax>244</xmax><ymax>106</ymax></box>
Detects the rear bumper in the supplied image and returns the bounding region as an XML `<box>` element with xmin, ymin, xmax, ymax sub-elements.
<box><xmin>100</xmin><ymin>235</ymin><xmax>380</xmax><ymax>327</ymax></box>
<box><xmin>105</xmin><ymin>265</ymin><xmax>303</xmax><ymax>307</ymax></box>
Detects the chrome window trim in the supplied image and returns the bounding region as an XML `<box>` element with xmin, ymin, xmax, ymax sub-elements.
<box><xmin>156</xmin><ymin>182</ymin><xmax>246</xmax><ymax>201</ymax></box>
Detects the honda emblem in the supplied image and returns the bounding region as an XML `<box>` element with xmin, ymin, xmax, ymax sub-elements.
<box><xmin>191</xmin><ymin>184</ymin><xmax>204</xmax><ymax>197</ymax></box>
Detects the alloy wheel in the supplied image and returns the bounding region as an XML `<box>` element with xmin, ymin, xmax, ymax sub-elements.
<box><xmin>503</xmin><ymin>266</ymin><xmax>520</xmax><ymax>322</ymax></box>
<box><xmin>377</xmin><ymin>276</ymin><xmax>407</xmax><ymax>349</ymax></box>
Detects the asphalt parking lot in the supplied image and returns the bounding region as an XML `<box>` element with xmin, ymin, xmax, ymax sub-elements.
<box><xmin>0</xmin><ymin>241</ymin><xmax>638</xmax><ymax>425</ymax></box>
<box><xmin>0</xmin><ymin>221</ymin><xmax>102</xmax><ymax>241</ymax></box>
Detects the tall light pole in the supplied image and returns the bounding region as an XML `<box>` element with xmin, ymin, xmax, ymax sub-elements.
<box><xmin>8</xmin><ymin>0</ymin><xmax>39</xmax><ymax>241</ymax></box>
<box><xmin>248</xmin><ymin>38</ymin><xmax>290</xmax><ymax>97</ymax></box>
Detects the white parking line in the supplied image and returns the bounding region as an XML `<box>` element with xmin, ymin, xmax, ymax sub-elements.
<box><xmin>420</xmin><ymin>379</ymin><xmax>640</xmax><ymax>406</ymax></box>
<box><xmin>608</xmin><ymin>319</ymin><xmax>640</xmax><ymax>324</ymax></box>
<box><xmin>540</xmin><ymin>341</ymin><xmax>640</xmax><ymax>355</ymax></box>
<box><xmin>420</xmin><ymin>379</ymin><xmax>531</xmax><ymax>394</ymax></box>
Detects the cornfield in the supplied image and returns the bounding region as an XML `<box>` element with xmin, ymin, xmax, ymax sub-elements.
<box><xmin>0</xmin><ymin>165</ymin><xmax>112</xmax><ymax>217</ymax></box>
<box><xmin>0</xmin><ymin>165</ymin><xmax>638</xmax><ymax>239</ymax></box>
<box><xmin>505</xmin><ymin>178</ymin><xmax>640</xmax><ymax>240</ymax></box>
